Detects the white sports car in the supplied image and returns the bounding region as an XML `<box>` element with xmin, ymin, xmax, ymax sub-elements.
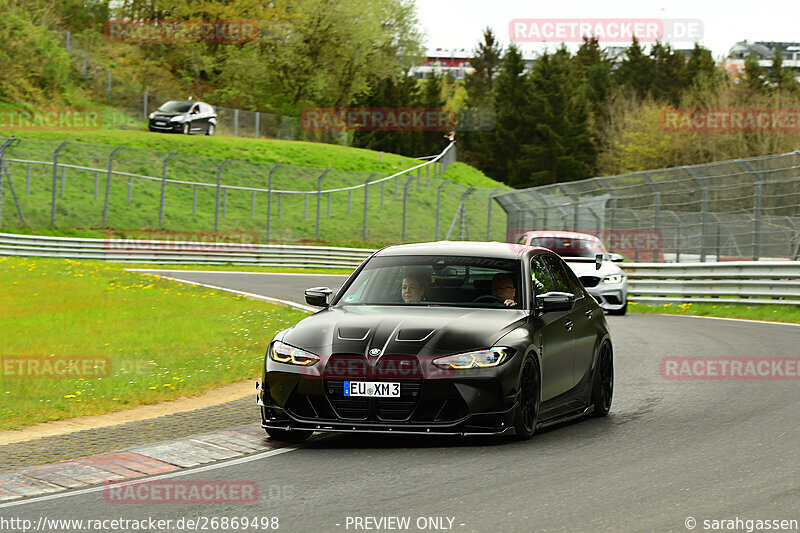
<box><xmin>516</xmin><ymin>231</ymin><xmax>628</xmax><ymax>315</ymax></box>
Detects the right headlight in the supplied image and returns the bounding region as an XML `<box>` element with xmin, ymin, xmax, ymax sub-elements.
<box><xmin>269</xmin><ymin>341</ymin><xmax>319</xmax><ymax>366</ymax></box>
<box><xmin>603</xmin><ymin>274</ymin><xmax>624</xmax><ymax>284</ymax></box>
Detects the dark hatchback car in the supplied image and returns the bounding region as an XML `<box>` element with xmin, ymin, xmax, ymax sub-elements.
<box><xmin>257</xmin><ymin>242</ymin><xmax>613</xmax><ymax>441</ymax></box>
<box><xmin>148</xmin><ymin>100</ymin><xmax>217</xmax><ymax>135</ymax></box>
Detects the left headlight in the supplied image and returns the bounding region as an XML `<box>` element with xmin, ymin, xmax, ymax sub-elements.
<box><xmin>148</xmin><ymin>112</ymin><xmax>155</xmax><ymax>119</ymax></box>
<box><xmin>603</xmin><ymin>274</ymin><xmax>624</xmax><ymax>284</ymax></box>
<box><xmin>432</xmin><ymin>347</ymin><xmax>513</xmax><ymax>369</ymax></box>
<box><xmin>169</xmin><ymin>115</ymin><xmax>184</xmax><ymax>122</ymax></box>
<box><xmin>269</xmin><ymin>341</ymin><xmax>319</xmax><ymax>366</ymax></box>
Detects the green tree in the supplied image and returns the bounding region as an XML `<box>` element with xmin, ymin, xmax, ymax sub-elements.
<box><xmin>684</xmin><ymin>43</ymin><xmax>722</xmax><ymax>90</ymax></box>
<box><xmin>743</xmin><ymin>54</ymin><xmax>767</xmax><ymax>93</ymax></box>
<box><xmin>650</xmin><ymin>42</ymin><xmax>686</xmax><ymax>105</ymax></box>
<box><xmin>521</xmin><ymin>46</ymin><xmax>597</xmax><ymax>187</ymax></box>
<box><xmin>614</xmin><ymin>37</ymin><xmax>654</xmax><ymax>99</ymax></box>
<box><xmin>770</xmin><ymin>46</ymin><xmax>799</xmax><ymax>92</ymax></box>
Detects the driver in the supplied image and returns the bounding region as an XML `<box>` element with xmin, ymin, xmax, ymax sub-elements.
<box><xmin>401</xmin><ymin>269</ymin><xmax>430</xmax><ymax>303</ymax></box>
<box><xmin>491</xmin><ymin>273</ymin><xmax>517</xmax><ymax>307</ymax></box>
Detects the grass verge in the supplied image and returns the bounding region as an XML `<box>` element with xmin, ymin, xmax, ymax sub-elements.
<box><xmin>628</xmin><ymin>301</ymin><xmax>800</xmax><ymax>324</ymax></box>
<box><xmin>0</xmin><ymin>257</ymin><xmax>309</xmax><ymax>430</ymax></box>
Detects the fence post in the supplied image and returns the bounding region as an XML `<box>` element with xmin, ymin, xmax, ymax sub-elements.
<box><xmin>753</xmin><ymin>182</ymin><xmax>762</xmax><ymax>260</ymax></box>
<box><xmin>401</xmin><ymin>176</ymin><xmax>415</xmax><ymax>242</ymax></box>
<box><xmin>266</xmin><ymin>163</ymin><xmax>281</xmax><ymax>241</ymax></box>
<box><xmin>234</xmin><ymin>109</ymin><xmax>239</xmax><ymax>137</ymax></box>
<box><xmin>107</xmin><ymin>72</ymin><xmax>112</xmax><ymax>101</ymax></box>
<box><xmin>315</xmin><ymin>169</ymin><xmax>331</xmax><ymax>240</ymax></box>
<box><xmin>1</xmin><ymin>164</ymin><xmax>27</xmax><ymax>226</ymax></box>
<box><xmin>435</xmin><ymin>180</ymin><xmax>450</xmax><ymax>241</ymax></box>
<box><xmin>143</xmin><ymin>92</ymin><xmax>149</xmax><ymax>121</ymax></box>
<box><xmin>347</xmin><ymin>189</ymin><xmax>352</xmax><ymax>215</ymax></box>
<box><xmin>158</xmin><ymin>151</ymin><xmax>177</xmax><ymax>227</ymax></box>
<box><xmin>255</xmin><ymin>112</ymin><xmax>260</xmax><ymax>138</ymax></box>
<box><xmin>214</xmin><ymin>159</ymin><xmax>231</xmax><ymax>232</ymax></box>
<box><xmin>363</xmin><ymin>173</ymin><xmax>376</xmax><ymax>241</ymax></box>
<box><xmin>65</xmin><ymin>31</ymin><xmax>70</xmax><ymax>53</ymax></box>
<box><xmin>50</xmin><ymin>141</ymin><xmax>69</xmax><ymax>226</ymax></box>
<box><xmin>127</xmin><ymin>174</ymin><xmax>133</xmax><ymax>204</ymax></box>
<box><xmin>487</xmin><ymin>187</ymin><xmax>502</xmax><ymax>240</ymax></box>
<box><xmin>192</xmin><ymin>186</ymin><xmax>197</xmax><ymax>216</ymax></box>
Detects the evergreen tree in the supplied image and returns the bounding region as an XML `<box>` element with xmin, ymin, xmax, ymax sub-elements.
<box><xmin>418</xmin><ymin>71</ymin><xmax>449</xmax><ymax>155</ymax></box>
<box><xmin>743</xmin><ymin>54</ymin><xmax>767</xmax><ymax>93</ymax></box>
<box><xmin>573</xmin><ymin>37</ymin><xmax>615</xmax><ymax>120</ymax></box>
<box><xmin>684</xmin><ymin>43</ymin><xmax>722</xmax><ymax>90</ymax></box>
<box><xmin>770</xmin><ymin>46</ymin><xmax>799</xmax><ymax>92</ymax></box>
<box><xmin>464</xmin><ymin>27</ymin><xmax>503</xmax><ymax>108</ymax></box>
<box><xmin>650</xmin><ymin>42</ymin><xmax>686</xmax><ymax>105</ymax></box>
<box><xmin>521</xmin><ymin>46</ymin><xmax>597</xmax><ymax>187</ymax></box>
<box><xmin>614</xmin><ymin>37</ymin><xmax>655</xmax><ymax>99</ymax></box>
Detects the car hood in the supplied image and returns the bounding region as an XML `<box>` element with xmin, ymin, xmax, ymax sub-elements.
<box><xmin>153</xmin><ymin>112</ymin><xmax>186</xmax><ymax>118</ymax></box>
<box><xmin>279</xmin><ymin>305</ymin><xmax>527</xmax><ymax>357</ymax></box>
<box><xmin>563</xmin><ymin>258</ymin><xmax>623</xmax><ymax>278</ymax></box>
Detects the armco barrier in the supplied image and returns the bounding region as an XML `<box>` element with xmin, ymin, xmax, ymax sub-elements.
<box><xmin>1</xmin><ymin>233</ymin><xmax>799</xmax><ymax>304</ymax></box>
<box><xmin>0</xmin><ymin>233</ymin><xmax>375</xmax><ymax>268</ymax></box>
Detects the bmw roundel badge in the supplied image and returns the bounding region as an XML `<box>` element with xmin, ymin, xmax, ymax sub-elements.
<box><xmin>369</xmin><ymin>348</ymin><xmax>381</xmax><ymax>356</ymax></box>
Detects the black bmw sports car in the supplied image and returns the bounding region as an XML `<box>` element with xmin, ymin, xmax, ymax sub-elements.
<box><xmin>257</xmin><ymin>241</ymin><xmax>613</xmax><ymax>441</ymax></box>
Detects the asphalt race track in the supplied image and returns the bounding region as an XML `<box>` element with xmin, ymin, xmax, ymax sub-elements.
<box><xmin>3</xmin><ymin>271</ymin><xmax>798</xmax><ymax>533</ymax></box>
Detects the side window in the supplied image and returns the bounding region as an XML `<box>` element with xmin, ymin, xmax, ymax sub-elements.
<box><xmin>542</xmin><ymin>255</ymin><xmax>576</xmax><ymax>296</ymax></box>
<box><xmin>530</xmin><ymin>256</ymin><xmax>555</xmax><ymax>295</ymax></box>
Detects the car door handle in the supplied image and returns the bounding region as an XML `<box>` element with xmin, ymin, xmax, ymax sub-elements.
<box><xmin>585</xmin><ymin>308</ymin><xmax>593</xmax><ymax>318</ymax></box>
<box><xmin>565</xmin><ymin>320</ymin><xmax>573</xmax><ymax>332</ymax></box>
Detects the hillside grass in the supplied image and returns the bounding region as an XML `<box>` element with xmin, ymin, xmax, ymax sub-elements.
<box><xmin>0</xmin><ymin>131</ymin><xmax>509</xmax><ymax>247</ymax></box>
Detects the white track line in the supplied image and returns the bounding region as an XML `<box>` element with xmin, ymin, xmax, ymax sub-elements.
<box><xmin>142</xmin><ymin>274</ymin><xmax>317</xmax><ymax>313</ymax></box>
<box><xmin>651</xmin><ymin>313</ymin><xmax>800</xmax><ymax>327</ymax></box>
<box><xmin>0</xmin><ymin>440</ymin><xmax>325</xmax><ymax>509</ymax></box>
<box><xmin>127</xmin><ymin>269</ymin><xmax>348</xmax><ymax>276</ymax></box>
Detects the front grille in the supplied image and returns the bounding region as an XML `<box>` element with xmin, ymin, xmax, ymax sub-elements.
<box><xmin>580</xmin><ymin>276</ymin><xmax>601</xmax><ymax>288</ymax></box>
<box><xmin>325</xmin><ymin>379</ymin><xmax>422</xmax><ymax>421</ymax></box>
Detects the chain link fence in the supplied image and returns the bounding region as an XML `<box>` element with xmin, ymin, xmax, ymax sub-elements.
<box><xmin>496</xmin><ymin>149</ymin><xmax>800</xmax><ymax>262</ymax></box>
<box><xmin>0</xmin><ymin>139</ymin><xmax>509</xmax><ymax>245</ymax></box>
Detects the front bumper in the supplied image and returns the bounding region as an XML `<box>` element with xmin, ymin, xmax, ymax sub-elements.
<box><xmin>587</xmin><ymin>284</ymin><xmax>628</xmax><ymax>311</ymax></box>
<box><xmin>148</xmin><ymin>119</ymin><xmax>183</xmax><ymax>132</ymax></box>
<box><xmin>258</xmin><ymin>354</ymin><xmax>522</xmax><ymax>436</ymax></box>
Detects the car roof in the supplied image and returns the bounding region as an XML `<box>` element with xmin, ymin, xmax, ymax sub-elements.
<box><xmin>523</xmin><ymin>230</ymin><xmax>601</xmax><ymax>242</ymax></box>
<box><xmin>375</xmin><ymin>240</ymin><xmax>553</xmax><ymax>259</ymax></box>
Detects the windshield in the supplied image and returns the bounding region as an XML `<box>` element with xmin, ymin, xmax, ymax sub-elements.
<box><xmin>157</xmin><ymin>101</ymin><xmax>192</xmax><ymax>113</ymax></box>
<box><xmin>335</xmin><ymin>255</ymin><xmax>522</xmax><ymax>308</ymax></box>
<box><xmin>526</xmin><ymin>236</ymin><xmax>607</xmax><ymax>258</ymax></box>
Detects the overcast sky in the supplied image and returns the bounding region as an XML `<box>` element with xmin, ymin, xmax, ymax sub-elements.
<box><xmin>415</xmin><ymin>0</ymin><xmax>798</xmax><ymax>59</ymax></box>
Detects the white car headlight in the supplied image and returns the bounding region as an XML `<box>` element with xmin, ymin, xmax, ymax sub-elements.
<box><xmin>148</xmin><ymin>112</ymin><xmax>156</xmax><ymax>119</ymax></box>
<box><xmin>269</xmin><ymin>341</ymin><xmax>319</xmax><ymax>366</ymax></box>
<box><xmin>169</xmin><ymin>116</ymin><xmax>184</xmax><ymax>122</ymax></box>
<box><xmin>603</xmin><ymin>274</ymin><xmax>624</xmax><ymax>284</ymax></box>
<box><xmin>432</xmin><ymin>347</ymin><xmax>512</xmax><ymax>369</ymax></box>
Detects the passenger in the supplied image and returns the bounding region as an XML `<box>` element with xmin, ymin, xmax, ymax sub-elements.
<box><xmin>401</xmin><ymin>269</ymin><xmax>429</xmax><ymax>303</ymax></box>
<box><xmin>492</xmin><ymin>273</ymin><xmax>517</xmax><ymax>307</ymax></box>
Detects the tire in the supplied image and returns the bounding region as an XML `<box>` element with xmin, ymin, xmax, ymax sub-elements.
<box><xmin>590</xmin><ymin>341</ymin><xmax>614</xmax><ymax>417</ymax></box>
<box><xmin>608</xmin><ymin>302</ymin><xmax>627</xmax><ymax>316</ymax></box>
<box><xmin>182</xmin><ymin>122</ymin><xmax>190</xmax><ymax>135</ymax></box>
<box><xmin>512</xmin><ymin>358</ymin><xmax>540</xmax><ymax>440</ymax></box>
<box><xmin>265</xmin><ymin>427</ymin><xmax>312</xmax><ymax>442</ymax></box>
<box><xmin>206</xmin><ymin>124</ymin><xmax>215</xmax><ymax>136</ymax></box>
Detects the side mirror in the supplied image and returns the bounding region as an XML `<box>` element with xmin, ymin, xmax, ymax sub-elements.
<box><xmin>595</xmin><ymin>253</ymin><xmax>603</xmax><ymax>270</ymax></box>
<box><xmin>305</xmin><ymin>287</ymin><xmax>333</xmax><ymax>307</ymax></box>
<box><xmin>535</xmin><ymin>291</ymin><xmax>575</xmax><ymax>313</ymax></box>
<box><xmin>609</xmin><ymin>253</ymin><xmax>624</xmax><ymax>262</ymax></box>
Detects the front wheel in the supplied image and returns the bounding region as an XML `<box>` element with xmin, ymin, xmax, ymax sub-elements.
<box><xmin>590</xmin><ymin>341</ymin><xmax>614</xmax><ymax>417</ymax></box>
<box><xmin>512</xmin><ymin>358</ymin><xmax>540</xmax><ymax>440</ymax></box>
<box><xmin>265</xmin><ymin>427</ymin><xmax>312</xmax><ymax>442</ymax></box>
<box><xmin>182</xmin><ymin>122</ymin><xmax>190</xmax><ymax>135</ymax></box>
<box><xmin>206</xmin><ymin>124</ymin><xmax>215</xmax><ymax>136</ymax></box>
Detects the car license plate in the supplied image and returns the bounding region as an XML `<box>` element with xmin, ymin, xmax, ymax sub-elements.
<box><xmin>155</xmin><ymin>121</ymin><xmax>166</xmax><ymax>126</ymax></box>
<box><xmin>343</xmin><ymin>381</ymin><xmax>400</xmax><ymax>398</ymax></box>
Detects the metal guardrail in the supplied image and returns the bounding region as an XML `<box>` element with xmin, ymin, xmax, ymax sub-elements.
<box><xmin>0</xmin><ymin>233</ymin><xmax>374</xmax><ymax>268</ymax></box>
<box><xmin>2</xmin><ymin>233</ymin><xmax>799</xmax><ymax>304</ymax></box>
<box><xmin>623</xmin><ymin>261</ymin><xmax>800</xmax><ymax>305</ymax></box>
